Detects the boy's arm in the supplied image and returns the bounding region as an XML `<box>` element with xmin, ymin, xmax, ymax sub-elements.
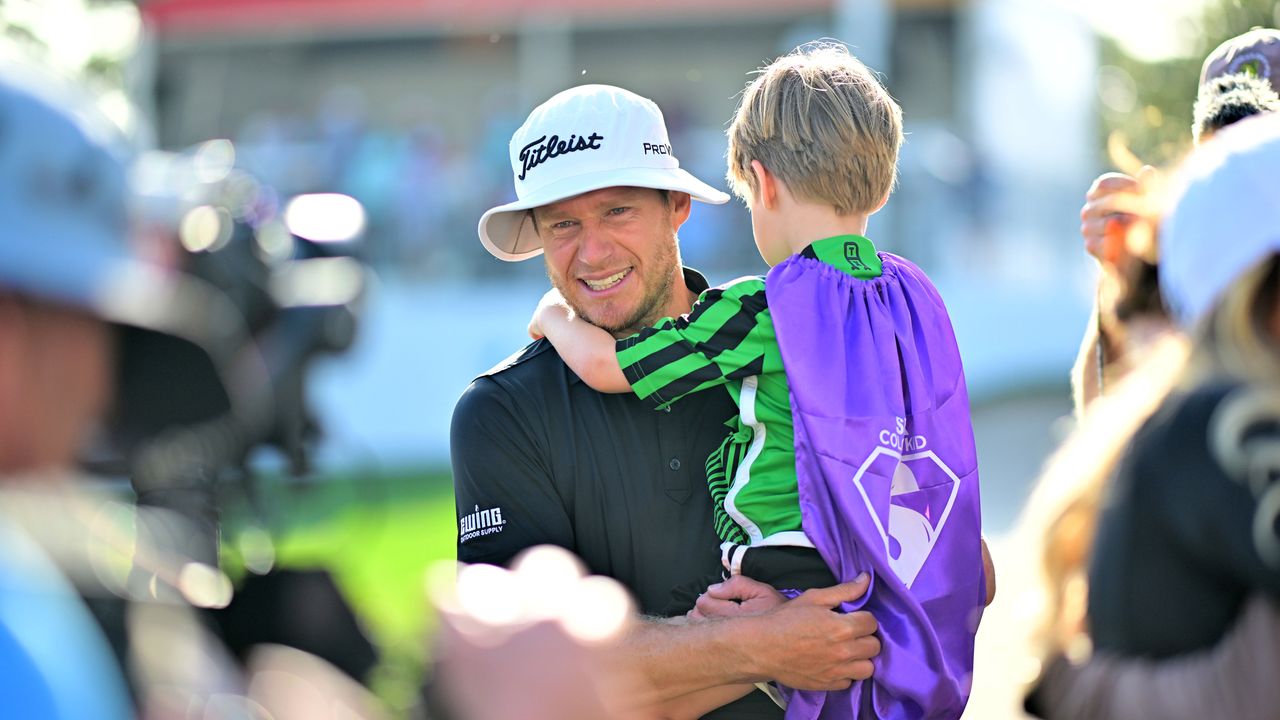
<box><xmin>529</xmin><ymin>288</ymin><xmax>631</xmax><ymax>392</ymax></box>
<box><xmin>618</xmin><ymin>278</ymin><xmax>774</xmax><ymax>410</ymax></box>
<box><xmin>530</xmin><ymin>278</ymin><xmax>773</xmax><ymax>405</ymax></box>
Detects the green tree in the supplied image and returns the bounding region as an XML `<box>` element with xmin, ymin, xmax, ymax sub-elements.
<box><xmin>1099</xmin><ymin>0</ymin><xmax>1279</xmax><ymax>167</ymax></box>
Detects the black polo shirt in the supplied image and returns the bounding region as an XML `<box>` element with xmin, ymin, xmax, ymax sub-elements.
<box><xmin>450</xmin><ymin>268</ymin><xmax>784</xmax><ymax>719</ymax></box>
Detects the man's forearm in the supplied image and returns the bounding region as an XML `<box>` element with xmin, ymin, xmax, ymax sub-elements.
<box><xmin>646</xmin><ymin>684</ymin><xmax>757</xmax><ymax>720</ymax></box>
<box><xmin>614</xmin><ymin>576</ymin><xmax>879</xmax><ymax>711</ymax></box>
<box><xmin>618</xmin><ymin>616</ymin><xmax>764</xmax><ymax>706</ymax></box>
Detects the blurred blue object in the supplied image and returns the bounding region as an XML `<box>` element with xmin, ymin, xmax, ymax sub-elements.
<box><xmin>0</xmin><ymin>520</ymin><xmax>130</xmax><ymax>720</ymax></box>
<box><xmin>0</xmin><ymin>62</ymin><xmax>136</xmax><ymax>313</ymax></box>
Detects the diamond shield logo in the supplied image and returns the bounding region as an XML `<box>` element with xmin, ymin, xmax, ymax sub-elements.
<box><xmin>850</xmin><ymin>446</ymin><xmax>962</xmax><ymax>588</ymax></box>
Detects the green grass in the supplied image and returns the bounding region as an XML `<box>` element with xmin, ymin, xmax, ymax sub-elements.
<box><xmin>222</xmin><ymin>468</ymin><xmax>457</xmax><ymax>713</ymax></box>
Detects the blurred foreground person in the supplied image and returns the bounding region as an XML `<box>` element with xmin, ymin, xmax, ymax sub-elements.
<box><xmin>432</xmin><ymin>545</ymin><xmax>644</xmax><ymax>720</ymax></box>
<box><xmin>0</xmin><ymin>62</ymin><xmax>380</xmax><ymax>720</ymax></box>
<box><xmin>0</xmin><ymin>59</ymin><xmax>161</xmax><ymax>720</ymax></box>
<box><xmin>1025</xmin><ymin>115</ymin><xmax>1280</xmax><ymax>719</ymax></box>
<box><xmin>1074</xmin><ymin>28</ymin><xmax>1280</xmax><ymax>411</ymax></box>
<box><xmin>1022</xmin><ymin>33</ymin><xmax>1280</xmax><ymax>717</ymax></box>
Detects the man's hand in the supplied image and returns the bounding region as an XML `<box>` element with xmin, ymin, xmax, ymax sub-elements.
<box><xmin>736</xmin><ymin>574</ymin><xmax>880</xmax><ymax>691</ymax></box>
<box><xmin>689</xmin><ymin>574</ymin><xmax>786</xmax><ymax>619</ymax></box>
<box><xmin>619</xmin><ymin>574</ymin><xmax>880</xmax><ymax>707</ymax></box>
<box><xmin>528</xmin><ymin>287</ymin><xmax>570</xmax><ymax>340</ymax></box>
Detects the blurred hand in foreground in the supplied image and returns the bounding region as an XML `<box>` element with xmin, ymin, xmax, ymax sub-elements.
<box><xmin>431</xmin><ymin>545</ymin><xmax>644</xmax><ymax>720</ymax></box>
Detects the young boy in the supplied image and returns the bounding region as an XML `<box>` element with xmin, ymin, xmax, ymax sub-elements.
<box><xmin>530</xmin><ymin>44</ymin><xmax>985</xmax><ymax>719</ymax></box>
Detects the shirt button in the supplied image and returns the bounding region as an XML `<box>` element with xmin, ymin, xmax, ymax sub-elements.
<box><xmin>669</xmin><ymin>458</ymin><xmax>682</xmax><ymax>471</ymax></box>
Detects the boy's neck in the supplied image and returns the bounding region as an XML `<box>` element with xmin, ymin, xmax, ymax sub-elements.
<box><xmin>779</xmin><ymin>204</ymin><xmax>872</xmax><ymax>256</ymax></box>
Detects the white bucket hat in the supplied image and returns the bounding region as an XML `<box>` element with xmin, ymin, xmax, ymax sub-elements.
<box><xmin>478</xmin><ymin>84</ymin><xmax>730</xmax><ymax>262</ymax></box>
<box><xmin>1160</xmin><ymin>113</ymin><xmax>1280</xmax><ymax>329</ymax></box>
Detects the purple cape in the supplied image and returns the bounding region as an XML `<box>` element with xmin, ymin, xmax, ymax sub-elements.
<box><xmin>765</xmin><ymin>252</ymin><xmax>985</xmax><ymax>719</ymax></box>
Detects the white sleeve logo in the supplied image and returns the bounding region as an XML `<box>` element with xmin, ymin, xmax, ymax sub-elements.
<box><xmin>459</xmin><ymin>505</ymin><xmax>507</xmax><ymax>544</ymax></box>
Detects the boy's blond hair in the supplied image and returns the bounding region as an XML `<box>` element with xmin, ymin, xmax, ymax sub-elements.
<box><xmin>727</xmin><ymin>42</ymin><xmax>903</xmax><ymax>215</ymax></box>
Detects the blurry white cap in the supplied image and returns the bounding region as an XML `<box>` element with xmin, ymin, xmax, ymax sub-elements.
<box><xmin>1159</xmin><ymin>113</ymin><xmax>1280</xmax><ymax>329</ymax></box>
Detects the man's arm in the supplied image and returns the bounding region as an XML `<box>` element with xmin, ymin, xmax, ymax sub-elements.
<box><xmin>617</xmin><ymin>576</ymin><xmax>880</xmax><ymax>709</ymax></box>
<box><xmin>453</xmin><ymin>378</ymin><xmax>881</xmax><ymax>714</ymax></box>
<box><xmin>450</xmin><ymin>376</ymin><xmax>575</xmax><ymax>564</ymax></box>
<box><xmin>982</xmin><ymin>535</ymin><xmax>997</xmax><ymax>606</ymax></box>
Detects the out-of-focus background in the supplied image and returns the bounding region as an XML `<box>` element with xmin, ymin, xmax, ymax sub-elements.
<box><xmin>7</xmin><ymin>0</ymin><xmax>1278</xmax><ymax>715</ymax></box>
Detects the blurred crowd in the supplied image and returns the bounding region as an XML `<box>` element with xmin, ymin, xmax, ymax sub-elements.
<box><xmin>228</xmin><ymin>88</ymin><xmax>753</xmax><ymax>280</ymax></box>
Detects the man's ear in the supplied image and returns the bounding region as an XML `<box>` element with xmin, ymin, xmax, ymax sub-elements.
<box><xmin>750</xmin><ymin>160</ymin><xmax>779</xmax><ymax>210</ymax></box>
<box><xmin>667</xmin><ymin>190</ymin><xmax>692</xmax><ymax>231</ymax></box>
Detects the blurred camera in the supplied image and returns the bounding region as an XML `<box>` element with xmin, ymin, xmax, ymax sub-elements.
<box><xmin>98</xmin><ymin>139</ymin><xmax>368</xmax><ymax>570</ymax></box>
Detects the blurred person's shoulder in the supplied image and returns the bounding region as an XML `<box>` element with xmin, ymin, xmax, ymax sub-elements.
<box><xmin>1126</xmin><ymin>379</ymin><xmax>1255</xmax><ymax>480</ymax></box>
<box><xmin>1147</xmin><ymin>379</ymin><xmax>1248</xmax><ymax>433</ymax></box>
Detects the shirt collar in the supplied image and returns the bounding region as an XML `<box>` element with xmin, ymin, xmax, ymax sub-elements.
<box><xmin>798</xmin><ymin>235</ymin><xmax>882</xmax><ymax>278</ymax></box>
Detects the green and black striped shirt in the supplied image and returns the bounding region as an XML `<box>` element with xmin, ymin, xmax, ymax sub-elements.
<box><xmin>616</xmin><ymin>235</ymin><xmax>882</xmax><ymax>546</ymax></box>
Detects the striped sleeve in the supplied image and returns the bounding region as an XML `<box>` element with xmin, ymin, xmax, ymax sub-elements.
<box><xmin>615</xmin><ymin>277</ymin><xmax>780</xmax><ymax>410</ymax></box>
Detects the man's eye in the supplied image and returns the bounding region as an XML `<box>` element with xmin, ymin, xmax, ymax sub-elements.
<box><xmin>607</xmin><ymin>207</ymin><xmax>630</xmax><ymax>216</ymax></box>
<box><xmin>551</xmin><ymin>220</ymin><xmax>577</xmax><ymax>230</ymax></box>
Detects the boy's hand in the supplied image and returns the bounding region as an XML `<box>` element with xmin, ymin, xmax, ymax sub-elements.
<box><xmin>528</xmin><ymin>287</ymin><xmax>571</xmax><ymax>340</ymax></box>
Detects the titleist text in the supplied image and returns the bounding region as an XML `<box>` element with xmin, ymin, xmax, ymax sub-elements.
<box><xmin>518</xmin><ymin>132</ymin><xmax>605</xmax><ymax>180</ymax></box>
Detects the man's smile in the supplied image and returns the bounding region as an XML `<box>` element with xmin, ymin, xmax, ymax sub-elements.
<box><xmin>581</xmin><ymin>267</ymin><xmax>633</xmax><ymax>293</ymax></box>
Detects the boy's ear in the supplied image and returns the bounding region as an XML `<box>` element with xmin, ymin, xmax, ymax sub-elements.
<box><xmin>749</xmin><ymin>160</ymin><xmax>779</xmax><ymax>210</ymax></box>
<box><xmin>870</xmin><ymin>189</ymin><xmax>891</xmax><ymax>215</ymax></box>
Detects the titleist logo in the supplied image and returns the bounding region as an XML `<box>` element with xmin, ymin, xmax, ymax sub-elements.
<box><xmin>518</xmin><ymin>132</ymin><xmax>604</xmax><ymax>180</ymax></box>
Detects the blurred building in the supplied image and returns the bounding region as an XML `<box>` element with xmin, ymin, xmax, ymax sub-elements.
<box><xmin>134</xmin><ymin>0</ymin><xmax>1099</xmax><ymax>467</ymax></box>
<box><xmin>138</xmin><ymin>0</ymin><xmax>1094</xmax><ymax>277</ymax></box>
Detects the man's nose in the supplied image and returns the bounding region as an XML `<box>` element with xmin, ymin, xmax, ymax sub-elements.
<box><xmin>575</xmin><ymin>223</ymin><xmax>615</xmax><ymax>266</ymax></box>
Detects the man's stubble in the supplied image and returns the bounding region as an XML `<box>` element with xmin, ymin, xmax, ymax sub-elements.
<box><xmin>547</xmin><ymin>233</ymin><xmax>682</xmax><ymax>338</ymax></box>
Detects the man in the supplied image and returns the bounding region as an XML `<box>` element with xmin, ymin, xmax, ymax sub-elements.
<box><xmin>452</xmin><ymin>84</ymin><xmax>885</xmax><ymax>718</ymax></box>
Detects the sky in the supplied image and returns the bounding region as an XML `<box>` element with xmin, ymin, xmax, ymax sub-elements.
<box><xmin>1069</xmin><ymin>0</ymin><xmax>1211</xmax><ymax>61</ymax></box>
